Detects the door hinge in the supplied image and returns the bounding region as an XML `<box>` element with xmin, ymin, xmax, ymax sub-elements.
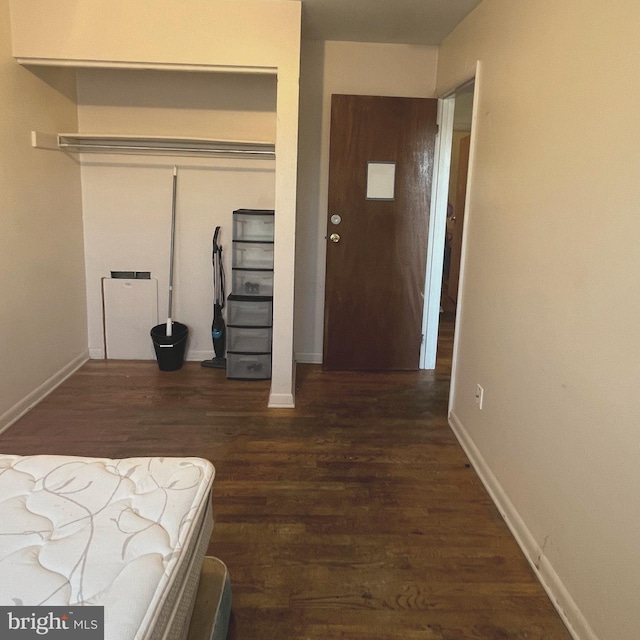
<box><xmin>435</xmin><ymin>124</ymin><xmax>439</xmax><ymax>136</ymax></box>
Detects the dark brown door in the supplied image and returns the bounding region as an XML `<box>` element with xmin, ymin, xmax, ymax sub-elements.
<box><xmin>323</xmin><ymin>94</ymin><xmax>438</xmax><ymax>370</ymax></box>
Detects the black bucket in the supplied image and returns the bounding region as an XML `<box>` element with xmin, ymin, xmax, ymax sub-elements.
<box><xmin>150</xmin><ymin>322</ymin><xmax>189</xmax><ymax>371</ymax></box>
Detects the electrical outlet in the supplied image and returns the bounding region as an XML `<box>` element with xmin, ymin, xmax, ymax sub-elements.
<box><xmin>475</xmin><ymin>384</ymin><xmax>484</xmax><ymax>410</ymax></box>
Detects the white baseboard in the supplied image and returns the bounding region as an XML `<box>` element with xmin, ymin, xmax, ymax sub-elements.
<box><xmin>0</xmin><ymin>351</ymin><xmax>90</xmax><ymax>435</ymax></box>
<box><xmin>448</xmin><ymin>411</ymin><xmax>596</xmax><ymax>640</ymax></box>
<box><xmin>268</xmin><ymin>392</ymin><xmax>295</xmax><ymax>408</ymax></box>
<box><xmin>186</xmin><ymin>350</ymin><xmax>215</xmax><ymax>362</ymax></box>
<box><xmin>294</xmin><ymin>351</ymin><xmax>322</xmax><ymax>364</ymax></box>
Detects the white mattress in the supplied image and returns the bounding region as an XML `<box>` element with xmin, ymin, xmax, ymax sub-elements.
<box><xmin>0</xmin><ymin>454</ymin><xmax>215</xmax><ymax>640</ymax></box>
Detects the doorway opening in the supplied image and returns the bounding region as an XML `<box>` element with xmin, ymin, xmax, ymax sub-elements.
<box><xmin>421</xmin><ymin>74</ymin><xmax>477</xmax><ymax>373</ymax></box>
<box><xmin>439</xmin><ymin>81</ymin><xmax>475</xmax><ymax>365</ymax></box>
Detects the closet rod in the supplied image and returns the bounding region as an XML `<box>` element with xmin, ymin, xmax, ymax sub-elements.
<box><xmin>53</xmin><ymin>133</ymin><xmax>276</xmax><ymax>158</ymax></box>
<box><xmin>57</xmin><ymin>141</ymin><xmax>275</xmax><ymax>157</ymax></box>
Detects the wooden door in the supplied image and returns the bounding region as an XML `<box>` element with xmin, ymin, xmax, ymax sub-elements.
<box><xmin>448</xmin><ymin>135</ymin><xmax>470</xmax><ymax>303</ymax></box>
<box><xmin>323</xmin><ymin>94</ymin><xmax>438</xmax><ymax>370</ymax></box>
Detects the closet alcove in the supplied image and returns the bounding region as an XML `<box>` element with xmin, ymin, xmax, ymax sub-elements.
<box><xmin>42</xmin><ymin>67</ymin><xmax>278</xmax><ymax>361</ymax></box>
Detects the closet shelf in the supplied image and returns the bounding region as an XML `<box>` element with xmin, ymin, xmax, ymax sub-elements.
<box><xmin>34</xmin><ymin>132</ymin><xmax>275</xmax><ymax>158</ymax></box>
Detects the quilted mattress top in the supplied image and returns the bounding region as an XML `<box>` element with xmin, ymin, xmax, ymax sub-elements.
<box><xmin>0</xmin><ymin>454</ymin><xmax>214</xmax><ymax>639</ymax></box>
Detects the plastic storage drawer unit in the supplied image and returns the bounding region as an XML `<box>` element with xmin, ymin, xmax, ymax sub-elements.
<box><xmin>229</xmin><ymin>208</ymin><xmax>274</xmax><ymax>380</ymax></box>
<box><xmin>226</xmin><ymin>353</ymin><xmax>272</xmax><ymax>380</ymax></box>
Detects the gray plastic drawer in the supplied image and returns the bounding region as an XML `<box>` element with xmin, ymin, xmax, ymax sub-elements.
<box><xmin>226</xmin><ymin>353</ymin><xmax>272</xmax><ymax>379</ymax></box>
<box><xmin>232</xmin><ymin>269</ymin><xmax>273</xmax><ymax>296</ymax></box>
<box><xmin>233</xmin><ymin>210</ymin><xmax>275</xmax><ymax>242</ymax></box>
<box><xmin>227</xmin><ymin>296</ymin><xmax>273</xmax><ymax>326</ymax></box>
<box><xmin>227</xmin><ymin>326</ymin><xmax>272</xmax><ymax>353</ymax></box>
<box><xmin>232</xmin><ymin>242</ymin><xmax>274</xmax><ymax>270</ymax></box>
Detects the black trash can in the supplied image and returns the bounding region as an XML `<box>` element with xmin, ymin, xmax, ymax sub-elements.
<box><xmin>151</xmin><ymin>322</ymin><xmax>189</xmax><ymax>371</ymax></box>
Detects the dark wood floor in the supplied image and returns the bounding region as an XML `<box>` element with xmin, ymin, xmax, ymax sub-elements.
<box><xmin>0</xmin><ymin>317</ymin><xmax>571</xmax><ymax>640</ymax></box>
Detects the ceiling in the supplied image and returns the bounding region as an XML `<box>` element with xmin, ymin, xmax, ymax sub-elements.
<box><xmin>295</xmin><ymin>0</ymin><xmax>484</xmax><ymax>46</ymax></box>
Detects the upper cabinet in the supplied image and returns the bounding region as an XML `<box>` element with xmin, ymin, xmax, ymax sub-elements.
<box><xmin>9</xmin><ymin>0</ymin><xmax>301</xmax><ymax>73</ymax></box>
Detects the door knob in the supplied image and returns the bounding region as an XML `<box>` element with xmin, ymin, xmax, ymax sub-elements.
<box><xmin>330</xmin><ymin>233</ymin><xmax>341</xmax><ymax>243</ymax></box>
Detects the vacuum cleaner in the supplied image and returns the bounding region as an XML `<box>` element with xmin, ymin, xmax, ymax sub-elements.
<box><xmin>201</xmin><ymin>226</ymin><xmax>227</xmax><ymax>369</ymax></box>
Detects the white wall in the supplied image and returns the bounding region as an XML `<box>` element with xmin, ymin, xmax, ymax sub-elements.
<box><xmin>438</xmin><ymin>1</ymin><xmax>640</xmax><ymax>638</ymax></box>
<box><xmin>76</xmin><ymin>69</ymin><xmax>276</xmax><ymax>360</ymax></box>
<box><xmin>0</xmin><ymin>0</ymin><xmax>86</xmax><ymax>431</ymax></box>
<box><xmin>295</xmin><ymin>40</ymin><xmax>439</xmax><ymax>362</ymax></box>
<box><xmin>76</xmin><ymin>69</ymin><xmax>278</xmax><ymax>142</ymax></box>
